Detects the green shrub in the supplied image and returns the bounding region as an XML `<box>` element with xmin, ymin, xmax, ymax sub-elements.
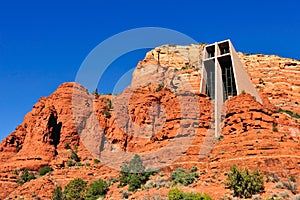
<box><xmin>71</xmin><ymin>149</ymin><xmax>80</xmax><ymax>162</ymax></box>
<box><xmin>51</xmin><ymin>186</ymin><xmax>63</xmax><ymax>200</ymax></box>
<box><xmin>156</xmin><ymin>83</ymin><xmax>164</xmax><ymax>92</ymax></box>
<box><xmin>17</xmin><ymin>168</ymin><xmax>36</xmax><ymax>185</ymax></box>
<box><xmin>103</xmin><ymin>99</ymin><xmax>112</xmax><ymax>118</ymax></box>
<box><xmin>108</xmin><ymin>177</ymin><xmax>118</xmax><ymax>185</ymax></box>
<box><xmin>66</xmin><ymin>159</ymin><xmax>75</xmax><ymax>167</ymax></box>
<box><xmin>127</xmin><ymin>173</ymin><xmax>142</xmax><ymax>191</ymax></box>
<box><xmin>168</xmin><ymin>188</ymin><xmax>213</xmax><ymax>200</ymax></box>
<box><xmin>259</xmin><ymin>78</ymin><xmax>264</xmax><ymax>84</ymax></box>
<box><xmin>241</xmin><ymin>90</ymin><xmax>246</xmax><ymax>94</ymax></box>
<box><xmin>217</xmin><ymin>134</ymin><xmax>224</xmax><ymax>141</ymax></box>
<box><xmin>39</xmin><ymin>166</ymin><xmax>53</xmax><ymax>176</ymax></box>
<box><xmin>104</xmin><ymin>110</ymin><xmax>111</xmax><ymax>118</ymax></box>
<box><xmin>63</xmin><ymin>178</ymin><xmax>87</xmax><ymax>200</ymax></box>
<box><xmin>94</xmin><ymin>159</ymin><xmax>100</xmax><ymax>164</ymax></box>
<box><xmin>120</xmin><ymin>190</ymin><xmax>129</xmax><ymax>199</ymax></box>
<box><xmin>119</xmin><ymin>154</ymin><xmax>154</xmax><ymax>191</ymax></box>
<box><xmin>272</xmin><ymin>123</ymin><xmax>278</xmax><ymax>132</ymax></box>
<box><xmin>64</xmin><ymin>143</ymin><xmax>71</xmax><ymax>149</ymax></box>
<box><xmin>282</xmin><ymin>181</ymin><xmax>298</xmax><ymax>194</ymax></box>
<box><xmin>225</xmin><ymin>165</ymin><xmax>264</xmax><ymax>198</ymax></box>
<box><xmin>190</xmin><ymin>166</ymin><xmax>198</xmax><ymax>173</ymax></box>
<box><xmin>171</xmin><ymin>168</ymin><xmax>199</xmax><ymax>186</ymax></box>
<box><xmin>86</xmin><ymin>179</ymin><xmax>109</xmax><ymax>200</ymax></box>
<box><xmin>168</xmin><ymin>188</ymin><xmax>184</xmax><ymax>200</ymax></box>
<box><xmin>289</xmin><ymin>175</ymin><xmax>296</xmax><ymax>182</ymax></box>
<box><xmin>12</xmin><ymin>169</ymin><xmax>19</xmax><ymax>175</ymax></box>
<box><xmin>75</xmin><ymin>162</ymin><xmax>84</xmax><ymax>166</ymax></box>
<box><xmin>278</xmin><ymin>108</ymin><xmax>300</xmax><ymax>119</ymax></box>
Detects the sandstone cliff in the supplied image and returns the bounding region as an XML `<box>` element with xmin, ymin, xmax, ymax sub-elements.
<box><xmin>0</xmin><ymin>44</ymin><xmax>299</xmax><ymax>199</ymax></box>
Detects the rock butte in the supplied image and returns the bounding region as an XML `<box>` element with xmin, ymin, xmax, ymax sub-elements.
<box><xmin>0</xmin><ymin>44</ymin><xmax>299</xmax><ymax>199</ymax></box>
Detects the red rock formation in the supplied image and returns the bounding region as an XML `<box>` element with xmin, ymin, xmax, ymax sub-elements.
<box><xmin>0</xmin><ymin>46</ymin><xmax>299</xmax><ymax>199</ymax></box>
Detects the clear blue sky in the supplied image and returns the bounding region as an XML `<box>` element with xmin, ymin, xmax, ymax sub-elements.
<box><xmin>0</xmin><ymin>0</ymin><xmax>299</xmax><ymax>141</ymax></box>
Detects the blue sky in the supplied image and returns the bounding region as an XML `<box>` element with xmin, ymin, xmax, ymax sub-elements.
<box><xmin>0</xmin><ymin>0</ymin><xmax>299</xmax><ymax>141</ymax></box>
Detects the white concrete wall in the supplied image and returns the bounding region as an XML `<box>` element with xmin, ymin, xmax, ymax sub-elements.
<box><xmin>229</xmin><ymin>42</ymin><xmax>262</xmax><ymax>103</ymax></box>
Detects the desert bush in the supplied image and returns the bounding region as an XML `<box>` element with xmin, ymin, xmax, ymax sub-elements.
<box><xmin>275</xmin><ymin>181</ymin><xmax>284</xmax><ymax>189</ymax></box>
<box><xmin>104</xmin><ymin>110</ymin><xmax>111</xmax><ymax>118</ymax></box>
<box><xmin>75</xmin><ymin>162</ymin><xmax>84</xmax><ymax>166</ymax></box>
<box><xmin>108</xmin><ymin>177</ymin><xmax>118</xmax><ymax>185</ymax></box>
<box><xmin>225</xmin><ymin>165</ymin><xmax>264</xmax><ymax>198</ymax></box>
<box><xmin>39</xmin><ymin>166</ymin><xmax>53</xmax><ymax>176</ymax></box>
<box><xmin>63</xmin><ymin>178</ymin><xmax>87</xmax><ymax>200</ymax></box>
<box><xmin>272</xmin><ymin>123</ymin><xmax>278</xmax><ymax>132</ymax></box>
<box><xmin>86</xmin><ymin>179</ymin><xmax>109</xmax><ymax>200</ymax></box>
<box><xmin>282</xmin><ymin>181</ymin><xmax>298</xmax><ymax>194</ymax></box>
<box><xmin>51</xmin><ymin>186</ymin><xmax>63</xmax><ymax>200</ymax></box>
<box><xmin>119</xmin><ymin>154</ymin><xmax>154</xmax><ymax>191</ymax></box>
<box><xmin>120</xmin><ymin>190</ymin><xmax>130</xmax><ymax>199</ymax></box>
<box><xmin>168</xmin><ymin>188</ymin><xmax>184</xmax><ymax>200</ymax></box>
<box><xmin>66</xmin><ymin>159</ymin><xmax>75</xmax><ymax>167</ymax></box>
<box><xmin>289</xmin><ymin>175</ymin><xmax>296</xmax><ymax>183</ymax></box>
<box><xmin>278</xmin><ymin>108</ymin><xmax>300</xmax><ymax>119</ymax></box>
<box><xmin>266</xmin><ymin>173</ymin><xmax>280</xmax><ymax>183</ymax></box>
<box><xmin>156</xmin><ymin>84</ymin><xmax>164</xmax><ymax>92</ymax></box>
<box><xmin>17</xmin><ymin>168</ymin><xmax>36</xmax><ymax>185</ymax></box>
<box><xmin>64</xmin><ymin>142</ymin><xmax>71</xmax><ymax>149</ymax></box>
<box><xmin>12</xmin><ymin>169</ymin><xmax>19</xmax><ymax>175</ymax></box>
<box><xmin>171</xmin><ymin>168</ymin><xmax>199</xmax><ymax>186</ymax></box>
<box><xmin>70</xmin><ymin>149</ymin><xmax>80</xmax><ymax>162</ymax></box>
<box><xmin>191</xmin><ymin>166</ymin><xmax>198</xmax><ymax>173</ymax></box>
<box><xmin>94</xmin><ymin>159</ymin><xmax>100</xmax><ymax>164</ymax></box>
<box><xmin>168</xmin><ymin>188</ymin><xmax>212</xmax><ymax>200</ymax></box>
<box><xmin>218</xmin><ymin>134</ymin><xmax>224</xmax><ymax>141</ymax></box>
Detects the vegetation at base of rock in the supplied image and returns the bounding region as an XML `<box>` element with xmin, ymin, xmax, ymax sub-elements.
<box><xmin>108</xmin><ymin>177</ymin><xmax>118</xmax><ymax>185</ymax></box>
<box><xmin>190</xmin><ymin>166</ymin><xmax>198</xmax><ymax>173</ymax></box>
<box><xmin>17</xmin><ymin>168</ymin><xmax>36</xmax><ymax>185</ymax></box>
<box><xmin>86</xmin><ymin>179</ymin><xmax>109</xmax><ymax>200</ymax></box>
<box><xmin>272</xmin><ymin>123</ymin><xmax>278</xmax><ymax>132</ymax></box>
<box><xmin>289</xmin><ymin>175</ymin><xmax>296</xmax><ymax>183</ymax></box>
<box><xmin>119</xmin><ymin>154</ymin><xmax>155</xmax><ymax>191</ymax></box>
<box><xmin>282</xmin><ymin>181</ymin><xmax>298</xmax><ymax>194</ymax></box>
<box><xmin>63</xmin><ymin>178</ymin><xmax>87</xmax><ymax>200</ymax></box>
<box><xmin>180</xmin><ymin>63</ymin><xmax>199</xmax><ymax>72</ymax></box>
<box><xmin>66</xmin><ymin>158</ymin><xmax>75</xmax><ymax>167</ymax></box>
<box><xmin>171</xmin><ymin>167</ymin><xmax>199</xmax><ymax>186</ymax></box>
<box><xmin>156</xmin><ymin>83</ymin><xmax>164</xmax><ymax>92</ymax></box>
<box><xmin>103</xmin><ymin>98</ymin><xmax>112</xmax><ymax>118</ymax></box>
<box><xmin>51</xmin><ymin>186</ymin><xmax>63</xmax><ymax>200</ymax></box>
<box><xmin>217</xmin><ymin>134</ymin><xmax>224</xmax><ymax>141</ymax></box>
<box><xmin>51</xmin><ymin>178</ymin><xmax>109</xmax><ymax>200</ymax></box>
<box><xmin>225</xmin><ymin>165</ymin><xmax>264</xmax><ymax>198</ymax></box>
<box><xmin>168</xmin><ymin>188</ymin><xmax>213</xmax><ymax>200</ymax></box>
<box><xmin>39</xmin><ymin>165</ymin><xmax>53</xmax><ymax>176</ymax></box>
<box><xmin>278</xmin><ymin>108</ymin><xmax>300</xmax><ymax>119</ymax></box>
<box><xmin>94</xmin><ymin>159</ymin><xmax>100</xmax><ymax>164</ymax></box>
<box><xmin>104</xmin><ymin>110</ymin><xmax>111</xmax><ymax>118</ymax></box>
<box><xmin>70</xmin><ymin>149</ymin><xmax>80</xmax><ymax>162</ymax></box>
<box><xmin>66</xmin><ymin>145</ymin><xmax>80</xmax><ymax>166</ymax></box>
<box><xmin>64</xmin><ymin>142</ymin><xmax>71</xmax><ymax>149</ymax></box>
